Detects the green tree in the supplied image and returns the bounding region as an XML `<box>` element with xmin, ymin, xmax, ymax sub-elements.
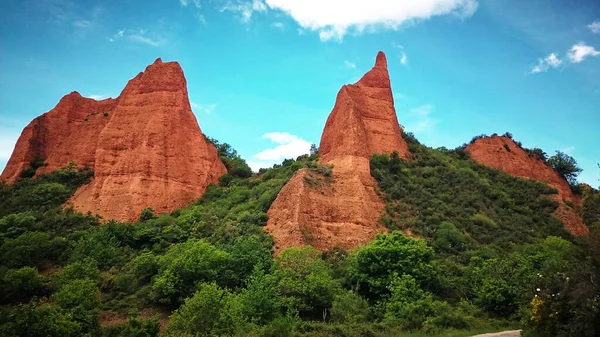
<box><xmin>348</xmin><ymin>232</ymin><xmax>437</xmax><ymax>300</ymax></box>
<box><xmin>274</xmin><ymin>246</ymin><xmax>340</xmax><ymax>318</ymax></box>
<box><xmin>166</xmin><ymin>282</ymin><xmax>229</xmax><ymax>336</ymax></box>
<box><xmin>384</xmin><ymin>274</ymin><xmax>435</xmax><ymax>329</ymax></box>
<box><xmin>52</xmin><ymin>279</ymin><xmax>101</xmax><ymax>334</ymax></box>
<box><xmin>548</xmin><ymin>151</ymin><xmax>582</xmax><ymax>186</ymax></box>
<box><xmin>1</xmin><ymin>267</ymin><xmax>48</xmax><ymax>303</ymax></box>
<box><xmin>0</xmin><ymin>301</ymin><xmax>80</xmax><ymax>337</ymax></box>
<box><xmin>151</xmin><ymin>239</ymin><xmax>231</xmax><ymax>304</ymax></box>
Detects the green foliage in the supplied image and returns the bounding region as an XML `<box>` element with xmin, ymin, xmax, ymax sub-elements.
<box><xmin>0</xmin><ymin>136</ymin><xmax>597</xmax><ymax>336</ymax></box>
<box><xmin>275</xmin><ymin>246</ymin><xmax>340</xmax><ymax>318</ymax></box>
<box><xmin>55</xmin><ymin>258</ymin><xmax>100</xmax><ymax>286</ymax></box>
<box><xmin>330</xmin><ymin>290</ymin><xmax>371</xmax><ymax>323</ymax></box>
<box><xmin>1</xmin><ymin>231</ymin><xmax>67</xmax><ymax>269</ymax></box>
<box><xmin>139</xmin><ymin>207</ymin><xmax>156</xmax><ymax>221</ymax></box>
<box><xmin>0</xmin><ymin>301</ymin><xmax>81</xmax><ymax>337</ymax></box>
<box><xmin>370</xmin><ymin>142</ymin><xmax>569</xmax><ymax>247</ymax></box>
<box><xmin>166</xmin><ymin>282</ymin><xmax>231</xmax><ymax>336</ymax></box>
<box><xmin>548</xmin><ymin>151</ymin><xmax>582</xmax><ymax>186</ymax></box>
<box><xmin>206</xmin><ymin>136</ymin><xmax>253</xmax><ymax>178</ymax></box>
<box><xmin>150</xmin><ymin>239</ymin><xmax>231</xmax><ymax>304</ymax></box>
<box><xmin>384</xmin><ymin>274</ymin><xmax>435</xmax><ymax>329</ymax></box>
<box><xmin>52</xmin><ymin>279</ymin><xmax>101</xmax><ymax>333</ymax></box>
<box><xmin>1</xmin><ymin>267</ymin><xmax>49</xmax><ymax>303</ymax></box>
<box><xmin>348</xmin><ymin>232</ymin><xmax>437</xmax><ymax>300</ymax></box>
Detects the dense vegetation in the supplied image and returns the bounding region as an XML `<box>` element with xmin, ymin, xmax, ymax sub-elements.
<box><xmin>0</xmin><ymin>135</ymin><xmax>598</xmax><ymax>336</ymax></box>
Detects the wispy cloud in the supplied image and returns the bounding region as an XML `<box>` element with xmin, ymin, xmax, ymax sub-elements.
<box><xmin>344</xmin><ymin>60</ymin><xmax>357</xmax><ymax>69</ymax></box>
<box><xmin>530</xmin><ymin>42</ymin><xmax>600</xmax><ymax>74</ymax></box>
<box><xmin>567</xmin><ymin>42</ymin><xmax>600</xmax><ymax>63</ymax></box>
<box><xmin>109</xmin><ymin>29</ymin><xmax>165</xmax><ymax>47</ymax></box>
<box><xmin>73</xmin><ymin>19</ymin><xmax>92</xmax><ymax>29</ymax></box>
<box><xmin>560</xmin><ymin>146</ymin><xmax>575</xmax><ymax>154</ymax></box>
<box><xmin>248</xmin><ymin>132</ymin><xmax>311</xmax><ymax>171</ymax></box>
<box><xmin>180</xmin><ymin>0</ymin><xmax>201</xmax><ymax>8</ymax></box>
<box><xmin>392</xmin><ymin>42</ymin><xmax>409</xmax><ymax>66</ymax></box>
<box><xmin>271</xmin><ymin>22</ymin><xmax>285</xmax><ymax>29</ymax></box>
<box><xmin>221</xmin><ymin>0</ymin><xmax>267</xmax><ymax>23</ymax></box>
<box><xmin>403</xmin><ymin>104</ymin><xmax>437</xmax><ymax>133</ymax></box>
<box><xmin>191</xmin><ymin>102</ymin><xmax>217</xmax><ymax>114</ymax></box>
<box><xmin>530</xmin><ymin>52</ymin><xmax>562</xmax><ymax>74</ymax></box>
<box><xmin>588</xmin><ymin>20</ymin><xmax>600</xmax><ymax>34</ymax></box>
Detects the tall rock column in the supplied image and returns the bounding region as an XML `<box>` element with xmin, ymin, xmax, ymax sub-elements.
<box><xmin>266</xmin><ymin>52</ymin><xmax>408</xmax><ymax>252</ymax></box>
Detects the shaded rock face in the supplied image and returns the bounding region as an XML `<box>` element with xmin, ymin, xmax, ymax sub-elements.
<box><xmin>466</xmin><ymin>136</ymin><xmax>588</xmax><ymax>236</ymax></box>
<box><xmin>267</xmin><ymin>52</ymin><xmax>407</xmax><ymax>253</ymax></box>
<box><xmin>1</xmin><ymin>58</ymin><xmax>226</xmax><ymax>222</ymax></box>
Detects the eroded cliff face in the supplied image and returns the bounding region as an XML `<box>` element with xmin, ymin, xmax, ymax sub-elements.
<box><xmin>466</xmin><ymin>136</ymin><xmax>588</xmax><ymax>236</ymax></box>
<box><xmin>266</xmin><ymin>52</ymin><xmax>407</xmax><ymax>253</ymax></box>
<box><xmin>1</xmin><ymin>58</ymin><xmax>226</xmax><ymax>222</ymax></box>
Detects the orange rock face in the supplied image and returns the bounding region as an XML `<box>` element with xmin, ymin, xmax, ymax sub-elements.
<box><xmin>466</xmin><ymin>136</ymin><xmax>588</xmax><ymax>236</ymax></box>
<box><xmin>266</xmin><ymin>52</ymin><xmax>407</xmax><ymax>252</ymax></box>
<box><xmin>1</xmin><ymin>58</ymin><xmax>226</xmax><ymax>222</ymax></box>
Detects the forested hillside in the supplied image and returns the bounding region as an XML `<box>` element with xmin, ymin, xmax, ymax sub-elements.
<box><xmin>0</xmin><ymin>134</ymin><xmax>598</xmax><ymax>337</ymax></box>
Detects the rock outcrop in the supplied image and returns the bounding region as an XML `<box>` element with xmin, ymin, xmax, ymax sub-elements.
<box><xmin>266</xmin><ymin>52</ymin><xmax>408</xmax><ymax>252</ymax></box>
<box><xmin>466</xmin><ymin>136</ymin><xmax>588</xmax><ymax>236</ymax></box>
<box><xmin>1</xmin><ymin>58</ymin><xmax>226</xmax><ymax>222</ymax></box>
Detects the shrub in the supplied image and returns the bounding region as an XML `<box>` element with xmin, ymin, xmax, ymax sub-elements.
<box><xmin>348</xmin><ymin>232</ymin><xmax>436</xmax><ymax>300</ymax></box>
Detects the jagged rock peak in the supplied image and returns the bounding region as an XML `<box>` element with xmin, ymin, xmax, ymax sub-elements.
<box><xmin>1</xmin><ymin>58</ymin><xmax>226</xmax><ymax>222</ymax></box>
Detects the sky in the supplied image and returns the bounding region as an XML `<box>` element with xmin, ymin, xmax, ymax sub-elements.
<box><xmin>0</xmin><ymin>0</ymin><xmax>599</xmax><ymax>186</ymax></box>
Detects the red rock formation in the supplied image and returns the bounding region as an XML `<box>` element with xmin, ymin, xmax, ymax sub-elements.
<box><xmin>266</xmin><ymin>52</ymin><xmax>407</xmax><ymax>252</ymax></box>
<box><xmin>466</xmin><ymin>136</ymin><xmax>588</xmax><ymax>236</ymax></box>
<box><xmin>1</xmin><ymin>58</ymin><xmax>226</xmax><ymax>222</ymax></box>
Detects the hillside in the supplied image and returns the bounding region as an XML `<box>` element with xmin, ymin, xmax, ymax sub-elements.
<box><xmin>0</xmin><ymin>54</ymin><xmax>599</xmax><ymax>337</ymax></box>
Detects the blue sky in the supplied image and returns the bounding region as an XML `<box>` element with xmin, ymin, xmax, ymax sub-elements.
<box><xmin>0</xmin><ymin>0</ymin><xmax>599</xmax><ymax>186</ymax></box>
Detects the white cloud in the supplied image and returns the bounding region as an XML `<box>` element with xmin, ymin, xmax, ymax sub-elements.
<box><xmin>109</xmin><ymin>29</ymin><xmax>164</xmax><ymax>47</ymax></box>
<box><xmin>180</xmin><ymin>0</ymin><xmax>201</xmax><ymax>8</ymax></box>
<box><xmin>400</xmin><ymin>52</ymin><xmax>408</xmax><ymax>65</ymax></box>
<box><xmin>191</xmin><ymin>102</ymin><xmax>216</xmax><ymax>114</ymax></box>
<box><xmin>567</xmin><ymin>42</ymin><xmax>600</xmax><ymax>63</ymax></box>
<box><xmin>392</xmin><ymin>42</ymin><xmax>408</xmax><ymax>65</ymax></box>
<box><xmin>530</xmin><ymin>52</ymin><xmax>562</xmax><ymax>74</ymax></box>
<box><xmin>344</xmin><ymin>60</ymin><xmax>357</xmax><ymax>69</ymax></box>
<box><xmin>588</xmin><ymin>20</ymin><xmax>600</xmax><ymax>34</ymax></box>
<box><xmin>73</xmin><ymin>20</ymin><xmax>92</xmax><ymax>29</ymax></box>
<box><xmin>248</xmin><ymin>132</ymin><xmax>311</xmax><ymax>171</ymax></box>
<box><xmin>403</xmin><ymin>104</ymin><xmax>437</xmax><ymax>133</ymax></box>
<box><xmin>263</xmin><ymin>0</ymin><xmax>478</xmax><ymax>41</ymax></box>
<box><xmin>221</xmin><ymin>0</ymin><xmax>268</xmax><ymax>23</ymax></box>
<box><xmin>271</xmin><ymin>21</ymin><xmax>285</xmax><ymax>29</ymax></box>
<box><xmin>412</xmin><ymin>104</ymin><xmax>433</xmax><ymax>116</ymax></box>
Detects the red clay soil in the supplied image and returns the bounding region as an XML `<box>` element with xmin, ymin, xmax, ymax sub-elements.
<box><xmin>1</xmin><ymin>58</ymin><xmax>226</xmax><ymax>222</ymax></box>
<box><xmin>466</xmin><ymin>136</ymin><xmax>588</xmax><ymax>236</ymax></box>
<box><xmin>266</xmin><ymin>52</ymin><xmax>408</xmax><ymax>253</ymax></box>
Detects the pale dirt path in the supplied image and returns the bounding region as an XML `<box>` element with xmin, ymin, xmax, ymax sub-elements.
<box><xmin>471</xmin><ymin>330</ymin><xmax>521</xmax><ymax>337</ymax></box>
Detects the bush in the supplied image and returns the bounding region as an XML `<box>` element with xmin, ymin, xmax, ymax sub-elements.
<box><xmin>166</xmin><ymin>282</ymin><xmax>230</xmax><ymax>336</ymax></box>
<box><xmin>331</xmin><ymin>290</ymin><xmax>371</xmax><ymax>323</ymax></box>
<box><xmin>348</xmin><ymin>232</ymin><xmax>436</xmax><ymax>300</ymax></box>
<box><xmin>275</xmin><ymin>246</ymin><xmax>340</xmax><ymax>318</ymax></box>
<box><xmin>1</xmin><ymin>267</ymin><xmax>48</xmax><ymax>303</ymax></box>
